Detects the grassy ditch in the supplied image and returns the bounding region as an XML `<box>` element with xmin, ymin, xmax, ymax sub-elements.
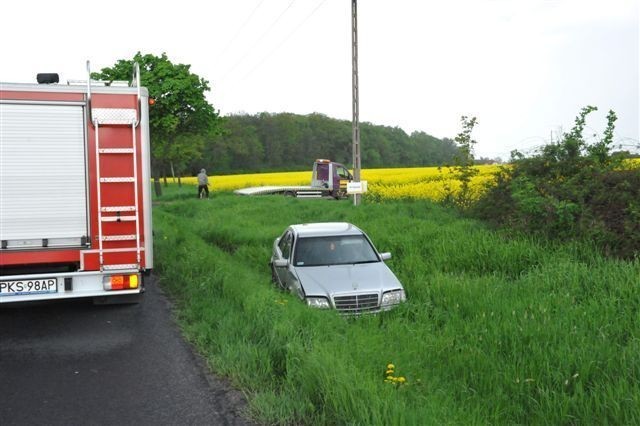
<box><xmin>153</xmin><ymin>187</ymin><xmax>639</xmax><ymax>425</ymax></box>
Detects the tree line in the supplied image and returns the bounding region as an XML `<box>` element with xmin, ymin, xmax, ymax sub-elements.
<box><xmin>189</xmin><ymin>112</ymin><xmax>460</xmax><ymax>175</ymax></box>
<box><xmin>93</xmin><ymin>53</ymin><xmax>459</xmax><ymax>185</ymax></box>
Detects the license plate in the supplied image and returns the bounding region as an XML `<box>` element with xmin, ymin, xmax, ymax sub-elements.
<box><xmin>0</xmin><ymin>278</ymin><xmax>58</xmax><ymax>296</ymax></box>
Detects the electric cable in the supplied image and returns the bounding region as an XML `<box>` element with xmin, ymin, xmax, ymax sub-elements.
<box><xmin>240</xmin><ymin>0</ymin><xmax>328</xmax><ymax>81</ymax></box>
<box><xmin>221</xmin><ymin>0</ymin><xmax>297</xmax><ymax>81</ymax></box>
<box><xmin>216</xmin><ymin>0</ymin><xmax>266</xmax><ymax>61</ymax></box>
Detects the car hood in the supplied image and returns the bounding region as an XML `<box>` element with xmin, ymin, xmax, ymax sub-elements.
<box><xmin>294</xmin><ymin>262</ymin><xmax>403</xmax><ymax>297</ymax></box>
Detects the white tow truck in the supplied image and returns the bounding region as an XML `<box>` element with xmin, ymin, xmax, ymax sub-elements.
<box><xmin>234</xmin><ymin>159</ymin><xmax>355</xmax><ymax>198</ymax></box>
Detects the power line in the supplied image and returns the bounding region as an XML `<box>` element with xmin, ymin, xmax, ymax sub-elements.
<box><xmin>220</xmin><ymin>0</ymin><xmax>297</xmax><ymax>81</ymax></box>
<box><xmin>216</xmin><ymin>0</ymin><xmax>266</xmax><ymax>62</ymax></box>
<box><xmin>240</xmin><ymin>0</ymin><xmax>328</xmax><ymax>81</ymax></box>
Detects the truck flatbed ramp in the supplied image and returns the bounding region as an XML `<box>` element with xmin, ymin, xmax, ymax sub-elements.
<box><xmin>234</xmin><ymin>186</ymin><xmax>315</xmax><ymax>196</ymax></box>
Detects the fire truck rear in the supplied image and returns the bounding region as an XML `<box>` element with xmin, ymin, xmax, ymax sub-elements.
<box><xmin>0</xmin><ymin>63</ymin><xmax>153</xmax><ymax>304</ymax></box>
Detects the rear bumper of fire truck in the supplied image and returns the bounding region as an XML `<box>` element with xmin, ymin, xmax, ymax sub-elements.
<box><xmin>0</xmin><ymin>269</ymin><xmax>148</xmax><ymax>304</ymax></box>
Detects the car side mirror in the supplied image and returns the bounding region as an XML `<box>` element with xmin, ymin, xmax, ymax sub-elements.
<box><xmin>274</xmin><ymin>259</ymin><xmax>289</xmax><ymax>267</ymax></box>
<box><xmin>380</xmin><ymin>252</ymin><xmax>392</xmax><ymax>261</ymax></box>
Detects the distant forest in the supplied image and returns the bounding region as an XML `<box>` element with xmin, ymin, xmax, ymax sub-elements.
<box><xmin>187</xmin><ymin>113</ymin><xmax>460</xmax><ymax>174</ymax></box>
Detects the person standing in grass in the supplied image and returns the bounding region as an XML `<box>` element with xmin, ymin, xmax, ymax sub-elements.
<box><xmin>197</xmin><ymin>168</ymin><xmax>209</xmax><ymax>199</ymax></box>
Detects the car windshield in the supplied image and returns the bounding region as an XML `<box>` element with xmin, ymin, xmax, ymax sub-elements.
<box><xmin>293</xmin><ymin>235</ymin><xmax>380</xmax><ymax>267</ymax></box>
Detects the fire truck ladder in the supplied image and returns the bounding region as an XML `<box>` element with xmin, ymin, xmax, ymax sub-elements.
<box><xmin>87</xmin><ymin>61</ymin><xmax>142</xmax><ymax>271</ymax></box>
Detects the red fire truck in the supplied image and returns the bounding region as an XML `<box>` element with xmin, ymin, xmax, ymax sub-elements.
<box><xmin>0</xmin><ymin>62</ymin><xmax>153</xmax><ymax>304</ymax></box>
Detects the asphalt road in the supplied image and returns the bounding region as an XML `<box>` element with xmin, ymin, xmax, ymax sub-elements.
<box><xmin>0</xmin><ymin>278</ymin><xmax>251</xmax><ymax>426</ymax></box>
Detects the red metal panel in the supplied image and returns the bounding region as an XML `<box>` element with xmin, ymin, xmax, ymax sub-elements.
<box><xmin>91</xmin><ymin>93</ymin><xmax>137</xmax><ymax>109</ymax></box>
<box><xmin>0</xmin><ymin>90</ymin><xmax>84</xmax><ymax>102</ymax></box>
<box><xmin>0</xmin><ymin>250</ymin><xmax>80</xmax><ymax>266</ymax></box>
<box><xmin>103</xmin><ymin>251</ymin><xmax>140</xmax><ymax>266</ymax></box>
<box><xmin>87</xmin><ymin>93</ymin><xmax>148</xmax><ymax>270</ymax></box>
<box><xmin>82</xmin><ymin>252</ymin><xmax>100</xmax><ymax>270</ymax></box>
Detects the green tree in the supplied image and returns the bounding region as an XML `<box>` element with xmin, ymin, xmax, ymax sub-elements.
<box><xmin>93</xmin><ymin>52</ymin><xmax>221</xmax><ymax>195</ymax></box>
<box><xmin>168</xmin><ymin>133</ymin><xmax>205</xmax><ymax>186</ymax></box>
<box><xmin>450</xmin><ymin>116</ymin><xmax>479</xmax><ymax>209</ymax></box>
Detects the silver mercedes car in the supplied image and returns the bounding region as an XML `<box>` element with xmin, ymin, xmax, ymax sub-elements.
<box><xmin>270</xmin><ymin>222</ymin><xmax>406</xmax><ymax>314</ymax></box>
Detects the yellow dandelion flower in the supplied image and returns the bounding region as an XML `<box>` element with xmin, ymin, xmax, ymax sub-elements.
<box><xmin>397</xmin><ymin>377</ymin><xmax>406</xmax><ymax>383</ymax></box>
<box><xmin>385</xmin><ymin>370</ymin><xmax>394</xmax><ymax>375</ymax></box>
<box><xmin>387</xmin><ymin>363</ymin><xmax>395</xmax><ymax>370</ymax></box>
<box><xmin>386</xmin><ymin>376</ymin><xmax>394</xmax><ymax>381</ymax></box>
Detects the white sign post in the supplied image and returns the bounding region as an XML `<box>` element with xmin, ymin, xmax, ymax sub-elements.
<box><xmin>347</xmin><ymin>181</ymin><xmax>367</xmax><ymax>195</ymax></box>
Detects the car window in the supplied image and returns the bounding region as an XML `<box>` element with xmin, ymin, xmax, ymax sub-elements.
<box><xmin>278</xmin><ymin>231</ymin><xmax>293</xmax><ymax>260</ymax></box>
<box><xmin>294</xmin><ymin>235</ymin><xmax>379</xmax><ymax>266</ymax></box>
<box><xmin>337</xmin><ymin>166</ymin><xmax>351</xmax><ymax>179</ymax></box>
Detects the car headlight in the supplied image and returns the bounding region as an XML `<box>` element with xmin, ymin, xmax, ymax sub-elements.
<box><xmin>306</xmin><ymin>297</ymin><xmax>330</xmax><ymax>309</ymax></box>
<box><xmin>381</xmin><ymin>290</ymin><xmax>406</xmax><ymax>306</ymax></box>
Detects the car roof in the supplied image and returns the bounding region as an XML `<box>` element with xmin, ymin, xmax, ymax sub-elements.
<box><xmin>289</xmin><ymin>222</ymin><xmax>364</xmax><ymax>238</ymax></box>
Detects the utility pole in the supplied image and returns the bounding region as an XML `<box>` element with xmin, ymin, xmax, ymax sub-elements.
<box><xmin>351</xmin><ymin>0</ymin><xmax>361</xmax><ymax>206</ymax></box>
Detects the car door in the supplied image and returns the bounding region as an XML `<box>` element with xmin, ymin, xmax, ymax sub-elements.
<box><xmin>275</xmin><ymin>230</ymin><xmax>294</xmax><ymax>288</ymax></box>
<box><xmin>334</xmin><ymin>164</ymin><xmax>353</xmax><ymax>194</ymax></box>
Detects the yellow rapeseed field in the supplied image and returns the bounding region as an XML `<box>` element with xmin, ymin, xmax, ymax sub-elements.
<box><xmin>180</xmin><ymin>165</ymin><xmax>502</xmax><ymax>202</ymax></box>
<box><xmin>181</xmin><ymin>170</ymin><xmax>311</xmax><ymax>191</ymax></box>
<box><xmin>363</xmin><ymin>165</ymin><xmax>501</xmax><ymax>201</ymax></box>
<box><xmin>625</xmin><ymin>158</ymin><xmax>640</xmax><ymax>169</ymax></box>
<box><xmin>178</xmin><ymin>158</ymin><xmax>638</xmax><ymax>201</ymax></box>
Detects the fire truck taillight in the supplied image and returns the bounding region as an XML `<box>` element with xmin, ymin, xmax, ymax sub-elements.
<box><xmin>103</xmin><ymin>274</ymin><xmax>139</xmax><ymax>291</ymax></box>
<box><xmin>129</xmin><ymin>274</ymin><xmax>139</xmax><ymax>288</ymax></box>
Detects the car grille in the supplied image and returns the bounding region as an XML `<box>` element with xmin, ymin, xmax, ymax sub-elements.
<box><xmin>333</xmin><ymin>293</ymin><xmax>379</xmax><ymax>314</ymax></box>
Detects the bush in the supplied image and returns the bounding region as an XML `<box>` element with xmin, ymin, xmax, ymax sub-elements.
<box><xmin>473</xmin><ymin>107</ymin><xmax>640</xmax><ymax>259</ymax></box>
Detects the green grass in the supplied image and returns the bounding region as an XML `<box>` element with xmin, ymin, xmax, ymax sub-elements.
<box><xmin>152</xmin><ymin>186</ymin><xmax>640</xmax><ymax>425</ymax></box>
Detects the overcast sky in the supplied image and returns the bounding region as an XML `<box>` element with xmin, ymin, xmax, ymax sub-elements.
<box><xmin>1</xmin><ymin>0</ymin><xmax>638</xmax><ymax>159</ymax></box>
